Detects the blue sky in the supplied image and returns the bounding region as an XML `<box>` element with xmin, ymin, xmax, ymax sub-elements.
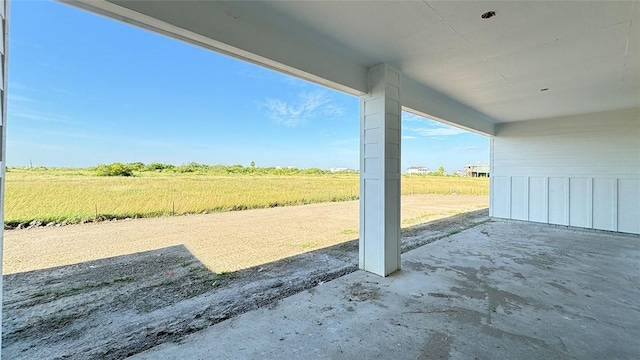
<box><xmin>7</xmin><ymin>0</ymin><xmax>488</xmax><ymax>172</ymax></box>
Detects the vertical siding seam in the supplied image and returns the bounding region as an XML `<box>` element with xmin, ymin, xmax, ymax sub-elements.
<box><xmin>544</xmin><ymin>176</ymin><xmax>549</xmax><ymax>223</ymax></box>
<box><xmin>525</xmin><ymin>176</ymin><xmax>530</xmax><ymax>221</ymax></box>
<box><xmin>508</xmin><ymin>176</ymin><xmax>513</xmax><ymax>219</ymax></box>
<box><xmin>489</xmin><ymin>138</ymin><xmax>494</xmax><ymax>217</ymax></box>
<box><xmin>587</xmin><ymin>177</ymin><xmax>593</xmax><ymax>229</ymax></box>
<box><xmin>565</xmin><ymin>178</ymin><xmax>570</xmax><ymax>226</ymax></box>
<box><xmin>612</xmin><ymin>179</ymin><xmax>618</xmax><ymax>231</ymax></box>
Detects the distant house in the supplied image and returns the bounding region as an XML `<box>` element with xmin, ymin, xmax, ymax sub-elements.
<box><xmin>406</xmin><ymin>166</ymin><xmax>430</xmax><ymax>175</ymax></box>
<box><xmin>463</xmin><ymin>162</ymin><xmax>490</xmax><ymax>177</ymax></box>
<box><xmin>330</xmin><ymin>167</ymin><xmax>356</xmax><ymax>173</ymax></box>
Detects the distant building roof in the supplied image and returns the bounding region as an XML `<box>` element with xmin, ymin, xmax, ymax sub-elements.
<box><xmin>329</xmin><ymin>167</ymin><xmax>357</xmax><ymax>173</ymax></box>
<box><xmin>406</xmin><ymin>166</ymin><xmax>430</xmax><ymax>173</ymax></box>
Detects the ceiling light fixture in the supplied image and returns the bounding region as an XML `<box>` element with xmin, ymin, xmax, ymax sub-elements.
<box><xmin>481</xmin><ymin>11</ymin><xmax>496</xmax><ymax>19</ymax></box>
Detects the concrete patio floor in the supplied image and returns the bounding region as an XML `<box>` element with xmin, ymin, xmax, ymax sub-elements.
<box><xmin>131</xmin><ymin>220</ymin><xmax>640</xmax><ymax>360</ymax></box>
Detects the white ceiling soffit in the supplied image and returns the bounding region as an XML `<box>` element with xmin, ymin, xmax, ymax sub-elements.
<box><xmin>59</xmin><ymin>1</ymin><xmax>639</xmax><ymax>133</ymax></box>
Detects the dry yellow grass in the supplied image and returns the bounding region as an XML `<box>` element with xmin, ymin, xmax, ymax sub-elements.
<box><xmin>5</xmin><ymin>168</ymin><xmax>488</xmax><ymax>225</ymax></box>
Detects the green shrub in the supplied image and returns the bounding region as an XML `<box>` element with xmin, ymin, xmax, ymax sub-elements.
<box><xmin>126</xmin><ymin>162</ymin><xmax>145</xmax><ymax>171</ymax></box>
<box><xmin>95</xmin><ymin>163</ymin><xmax>134</xmax><ymax>177</ymax></box>
<box><xmin>146</xmin><ymin>162</ymin><xmax>175</xmax><ymax>171</ymax></box>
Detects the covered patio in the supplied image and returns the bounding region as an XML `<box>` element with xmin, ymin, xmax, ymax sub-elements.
<box><xmin>131</xmin><ymin>220</ymin><xmax>640</xmax><ymax>359</ymax></box>
<box><xmin>0</xmin><ymin>1</ymin><xmax>638</xmax><ymax>358</ymax></box>
<box><xmin>45</xmin><ymin>0</ymin><xmax>639</xmax><ymax>279</ymax></box>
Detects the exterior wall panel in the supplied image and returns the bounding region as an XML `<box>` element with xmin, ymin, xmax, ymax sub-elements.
<box><xmin>592</xmin><ymin>178</ymin><xmax>616</xmax><ymax>231</ymax></box>
<box><xmin>492</xmin><ymin>176</ymin><xmax>511</xmax><ymax>218</ymax></box>
<box><xmin>511</xmin><ymin>176</ymin><xmax>528</xmax><ymax>221</ymax></box>
<box><xmin>548</xmin><ymin>177</ymin><xmax>568</xmax><ymax>225</ymax></box>
<box><xmin>569</xmin><ymin>177</ymin><xmax>591</xmax><ymax>228</ymax></box>
<box><xmin>491</xmin><ymin>108</ymin><xmax>640</xmax><ymax>234</ymax></box>
<box><xmin>618</xmin><ymin>179</ymin><xmax>640</xmax><ymax>234</ymax></box>
<box><xmin>528</xmin><ymin>177</ymin><xmax>547</xmax><ymax>223</ymax></box>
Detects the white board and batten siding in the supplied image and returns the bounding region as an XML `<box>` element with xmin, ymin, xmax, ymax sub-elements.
<box><xmin>490</xmin><ymin>108</ymin><xmax>640</xmax><ymax>235</ymax></box>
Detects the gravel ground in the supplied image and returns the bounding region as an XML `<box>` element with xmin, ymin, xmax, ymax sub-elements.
<box><xmin>2</xmin><ymin>194</ymin><xmax>488</xmax><ymax>359</ymax></box>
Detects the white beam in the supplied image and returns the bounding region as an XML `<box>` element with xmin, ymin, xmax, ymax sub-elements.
<box><xmin>359</xmin><ymin>64</ymin><xmax>402</xmax><ymax>277</ymax></box>
<box><xmin>402</xmin><ymin>77</ymin><xmax>496</xmax><ymax>136</ymax></box>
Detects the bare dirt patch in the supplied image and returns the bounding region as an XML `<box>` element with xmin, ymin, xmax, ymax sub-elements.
<box><xmin>2</xmin><ymin>195</ymin><xmax>488</xmax><ymax>359</ymax></box>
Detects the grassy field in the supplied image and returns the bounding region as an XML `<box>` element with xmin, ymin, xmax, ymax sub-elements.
<box><xmin>5</xmin><ymin>167</ymin><xmax>489</xmax><ymax>226</ymax></box>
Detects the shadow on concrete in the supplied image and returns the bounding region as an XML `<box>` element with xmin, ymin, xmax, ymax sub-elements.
<box><xmin>130</xmin><ymin>218</ymin><xmax>640</xmax><ymax>360</ymax></box>
<box><xmin>2</xmin><ymin>209</ymin><xmax>488</xmax><ymax>359</ymax></box>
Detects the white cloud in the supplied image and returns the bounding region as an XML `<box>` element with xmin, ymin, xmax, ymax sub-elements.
<box><xmin>260</xmin><ymin>91</ymin><xmax>343</xmax><ymax>127</ymax></box>
<box><xmin>8</xmin><ymin>82</ymin><xmax>30</xmax><ymax>91</ymax></box>
<box><xmin>7</xmin><ymin>94</ymin><xmax>36</xmax><ymax>103</ymax></box>
<box><xmin>411</xmin><ymin>127</ymin><xmax>467</xmax><ymax>137</ymax></box>
<box><xmin>402</xmin><ymin>112</ymin><xmax>428</xmax><ymax>123</ymax></box>
<box><xmin>402</xmin><ymin>111</ymin><xmax>468</xmax><ymax>137</ymax></box>
<box><xmin>280</xmin><ymin>75</ymin><xmax>311</xmax><ymax>88</ymax></box>
<box><xmin>402</xmin><ymin>135</ymin><xmax>418</xmax><ymax>140</ymax></box>
<box><xmin>453</xmin><ymin>145</ymin><xmax>485</xmax><ymax>152</ymax></box>
<box><xmin>236</xmin><ymin>64</ymin><xmax>268</xmax><ymax>81</ymax></box>
<box><xmin>8</xmin><ymin>87</ymin><xmax>78</xmax><ymax>124</ymax></box>
<box><xmin>9</xmin><ymin>108</ymin><xmax>77</xmax><ymax>124</ymax></box>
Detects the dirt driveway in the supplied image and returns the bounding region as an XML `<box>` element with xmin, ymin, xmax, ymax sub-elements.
<box><xmin>2</xmin><ymin>194</ymin><xmax>488</xmax><ymax>359</ymax></box>
<box><xmin>3</xmin><ymin>194</ymin><xmax>487</xmax><ymax>274</ymax></box>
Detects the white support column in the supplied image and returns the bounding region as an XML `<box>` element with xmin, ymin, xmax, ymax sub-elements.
<box><xmin>0</xmin><ymin>0</ymin><xmax>9</xmax><ymax>356</ymax></box>
<box><xmin>359</xmin><ymin>64</ymin><xmax>401</xmax><ymax>277</ymax></box>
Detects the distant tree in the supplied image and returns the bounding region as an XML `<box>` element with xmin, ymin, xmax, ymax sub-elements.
<box><xmin>146</xmin><ymin>162</ymin><xmax>167</xmax><ymax>171</ymax></box>
<box><xmin>127</xmin><ymin>162</ymin><xmax>145</xmax><ymax>171</ymax></box>
<box><xmin>177</xmin><ymin>162</ymin><xmax>207</xmax><ymax>173</ymax></box>
<box><xmin>427</xmin><ymin>166</ymin><xmax>447</xmax><ymax>177</ymax></box>
<box><xmin>95</xmin><ymin>163</ymin><xmax>133</xmax><ymax>177</ymax></box>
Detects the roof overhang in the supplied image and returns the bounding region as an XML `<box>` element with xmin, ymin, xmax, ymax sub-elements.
<box><xmin>58</xmin><ymin>1</ymin><xmax>640</xmax><ymax>137</ymax></box>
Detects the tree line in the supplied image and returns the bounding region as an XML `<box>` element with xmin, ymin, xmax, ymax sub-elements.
<box><xmin>93</xmin><ymin>162</ymin><xmax>335</xmax><ymax>177</ymax></box>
